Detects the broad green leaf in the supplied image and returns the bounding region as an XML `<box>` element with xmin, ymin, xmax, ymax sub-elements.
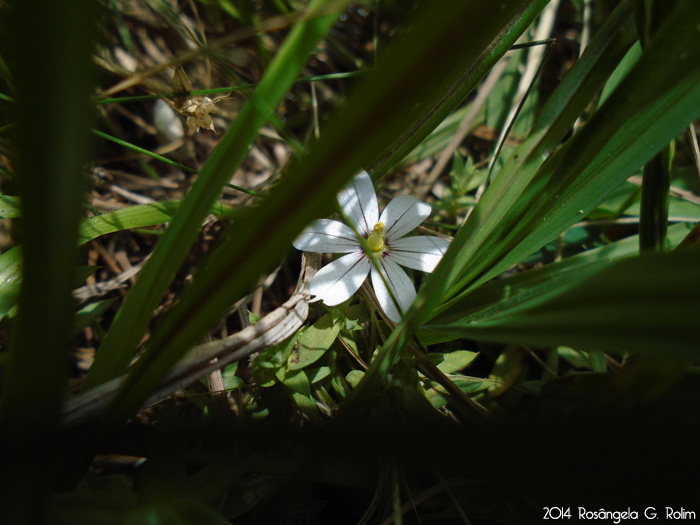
<box><xmin>291</xmin><ymin>392</ymin><xmax>319</xmax><ymax>420</ymax></box>
<box><xmin>484</xmin><ymin>346</ymin><xmax>527</xmax><ymax>397</ymax></box>
<box><xmin>557</xmin><ymin>346</ymin><xmax>594</xmax><ymax>369</ymax></box>
<box><xmin>280</xmin><ymin>369</ymin><xmax>320</xmax><ymax>420</ymax></box>
<box><xmin>425</xmin><ymin>377</ymin><xmax>488</xmax><ymax>409</ymax></box>
<box><xmin>589</xmin><ymin>351</ymin><xmax>608</xmax><ymax>374</ymax></box>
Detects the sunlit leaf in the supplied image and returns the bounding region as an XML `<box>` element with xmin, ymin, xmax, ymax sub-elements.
<box><xmin>287</xmin><ymin>313</ymin><xmax>341</xmax><ymax>371</ymax></box>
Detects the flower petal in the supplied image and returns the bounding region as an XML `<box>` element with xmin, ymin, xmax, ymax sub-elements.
<box><xmin>380</xmin><ymin>195</ymin><xmax>431</xmax><ymax>241</ymax></box>
<box><xmin>310</xmin><ymin>251</ymin><xmax>370</xmax><ymax>306</ymax></box>
<box><xmin>387</xmin><ymin>236</ymin><xmax>451</xmax><ymax>272</ymax></box>
<box><xmin>370</xmin><ymin>256</ymin><xmax>416</xmax><ymax>322</ymax></box>
<box><xmin>337</xmin><ymin>170</ymin><xmax>378</xmax><ymax>236</ymax></box>
<box><xmin>293</xmin><ymin>219</ymin><xmax>359</xmax><ymax>253</ymax></box>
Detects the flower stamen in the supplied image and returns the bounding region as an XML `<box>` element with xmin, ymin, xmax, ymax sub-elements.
<box><xmin>367</xmin><ymin>222</ymin><xmax>385</xmax><ymax>252</ymax></box>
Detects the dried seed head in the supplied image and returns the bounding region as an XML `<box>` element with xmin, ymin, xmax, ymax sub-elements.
<box><xmin>180</xmin><ymin>96</ymin><xmax>216</xmax><ymax>134</ymax></box>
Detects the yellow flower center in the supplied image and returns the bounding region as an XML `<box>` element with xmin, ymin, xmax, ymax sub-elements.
<box><xmin>367</xmin><ymin>222</ymin><xmax>385</xmax><ymax>252</ymax></box>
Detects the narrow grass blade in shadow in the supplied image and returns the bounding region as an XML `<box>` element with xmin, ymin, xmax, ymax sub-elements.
<box><xmin>0</xmin><ymin>0</ymin><xmax>97</xmax><ymax>522</ymax></box>
<box><xmin>426</xmin><ymin>247</ymin><xmax>700</xmax><ymax>358</ymax></box>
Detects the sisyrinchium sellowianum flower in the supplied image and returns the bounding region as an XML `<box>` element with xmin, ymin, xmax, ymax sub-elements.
<box><xmin>293</xmin><ymin>170</ymin><xmax>450</xmax><ymax>322</ymax></box>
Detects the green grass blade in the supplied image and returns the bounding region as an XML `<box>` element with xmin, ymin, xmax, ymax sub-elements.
<box><xmin>634</xmin><ymin>0</ymin><xmax>675</xmax><ymax>254</ymax></box>
<box><xmin>438</xmin><ymin>0</ymin><xmax>638</xmax><ymax>300</ymax></box>
<box><xmin>81</xmin><ymin>0</ymin><xmax>344</xmax><ymax>391</ymax></box>
<box><xmin>92</xmin><ymin>129</ymin><xmax>197</xmax><ymax>174</ymax></box>
<box><xmin>0</xmin><ymin>200</ymin><xmax>237</xmax><ymax>323</ymax></box>
<box><xmin>454</xmin><ymin>0</ymin><xmax>700</xmax><ymax>293</ymax></box>
<box><xmin>92</xmin><ymin>130</ymin><xmax>264</xmax><ymax>197</ymax></box>
<box><xmin>426</xmin><ymin>223</ymin><xmax>693</xmax><ymax>337</ymax></box>
<box><xmin>0</xmin><ymin>0</ymin><xmax>97</xmax><ymax>521</ymax></box>
<box><xmin>425</xmin><ymin>247</ymin><xmax>700</xmax><ymax>358</ymax></box>
<box><xmin>369</xmin><ymin>0</ymin><xmax>550</xmax><ymax>176</ymax></box>
<box><xmin>99</xmin><ymin>0</ymin><xmax>549</xmax><ymax>428</ymax></box>
<box><xmin>384</xmin><ymin>0</ymin><xmax>637</xmax><ymax>338</ymax></box>
<box><xmin>437</xmin><ymin>0</ymin><xmax>700</xmax><ymax>304</ymax></box>
<box><xmin>77</xmin><ymin>200</ymin><xmax>237</xmax><ymax>245</ymax></box>
<box><xmin>639</xmin><ymin>143</ymin><xmax>672</xmax><ymax>252</ymax></box>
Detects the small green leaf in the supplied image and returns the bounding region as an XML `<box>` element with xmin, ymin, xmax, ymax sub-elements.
<box><xmin>291</xmin><ymin>392</ymin><xmax>319</xmax><ymax>420</ymax></box>
<box><xmin>557</xmin><ymin>346</ymin><xmax>594</xmax><ymax>369</ymax></box>
<box><xmin>306</xmin><ymin>366</ymin><xmax>332</xmax><ymax>384</ymax></box>
<box><xmin>345</xmin><ymin>370</ymin><xmax>365</xmax><ymax>388</ymax></box>
<box><xmin>486</xmin><ymin>347</ymin><xmax>527</xmax><ymax>397</ymax></box>
<box><xmin>251</xmin><ymin>333</ymin><xmax>299</xmax><ymax>388</ymax></box>
<box><xmin>0</xmin><ymin>195</ymin><xmax>20</xmax><ymax>218</ymax></box>
<box><xmin>425</xmin><ymin>377</ymin><xmax>489</xmax><ymax>409</ymax></box>
<box><xmin>221</xmin><ymin>362</ymin><xmax>244</xmax><ymax>390</ymax></box>
<box><xmin>287</xmin><ymin>313</ymin><xmax>341</xmax><ymax>371</ymax></box>
<box><xmin>0</xmin><ymin>246</ymin><xmax>21</xmax><ymax>321</ymax></box>
<box><xmin>279</xmin><ymin>368</ymin><xmax>310</xmax><ymax>396</ymax></box>
<box><xmin>429</xmin><ymin>350</ymin><xmax>478</xmax><ymax>374</ymax></box>
<box><xmin>72</xmin><ymin>299</ymin><xmax>115</xmax><ymax>338</ymax></box>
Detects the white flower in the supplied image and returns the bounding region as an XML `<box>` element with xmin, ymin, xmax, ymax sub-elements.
<box><xmin>293</xmin><ymin>170</ymin><xmax>450</xmax><ymax>322</ymax></box>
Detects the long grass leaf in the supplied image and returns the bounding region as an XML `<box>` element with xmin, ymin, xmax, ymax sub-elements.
<box><xmin>454</xmin><ymin>0</ymin><xmax>700</xmax><ymax>293</ymax></box>
<box><xmin>426</xmin><ymin>247</ymin><xmax>700</xmax><ymax>358</ymax></box>
<box><xmin>426</xmin><ymin>223</ymin><xmax>693</xmax><ymax>336</ymax></box>
<box><xmin>0</xmin><ymin>0</ymin><xmax>97</xmax><ymax>521</ymax></box>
